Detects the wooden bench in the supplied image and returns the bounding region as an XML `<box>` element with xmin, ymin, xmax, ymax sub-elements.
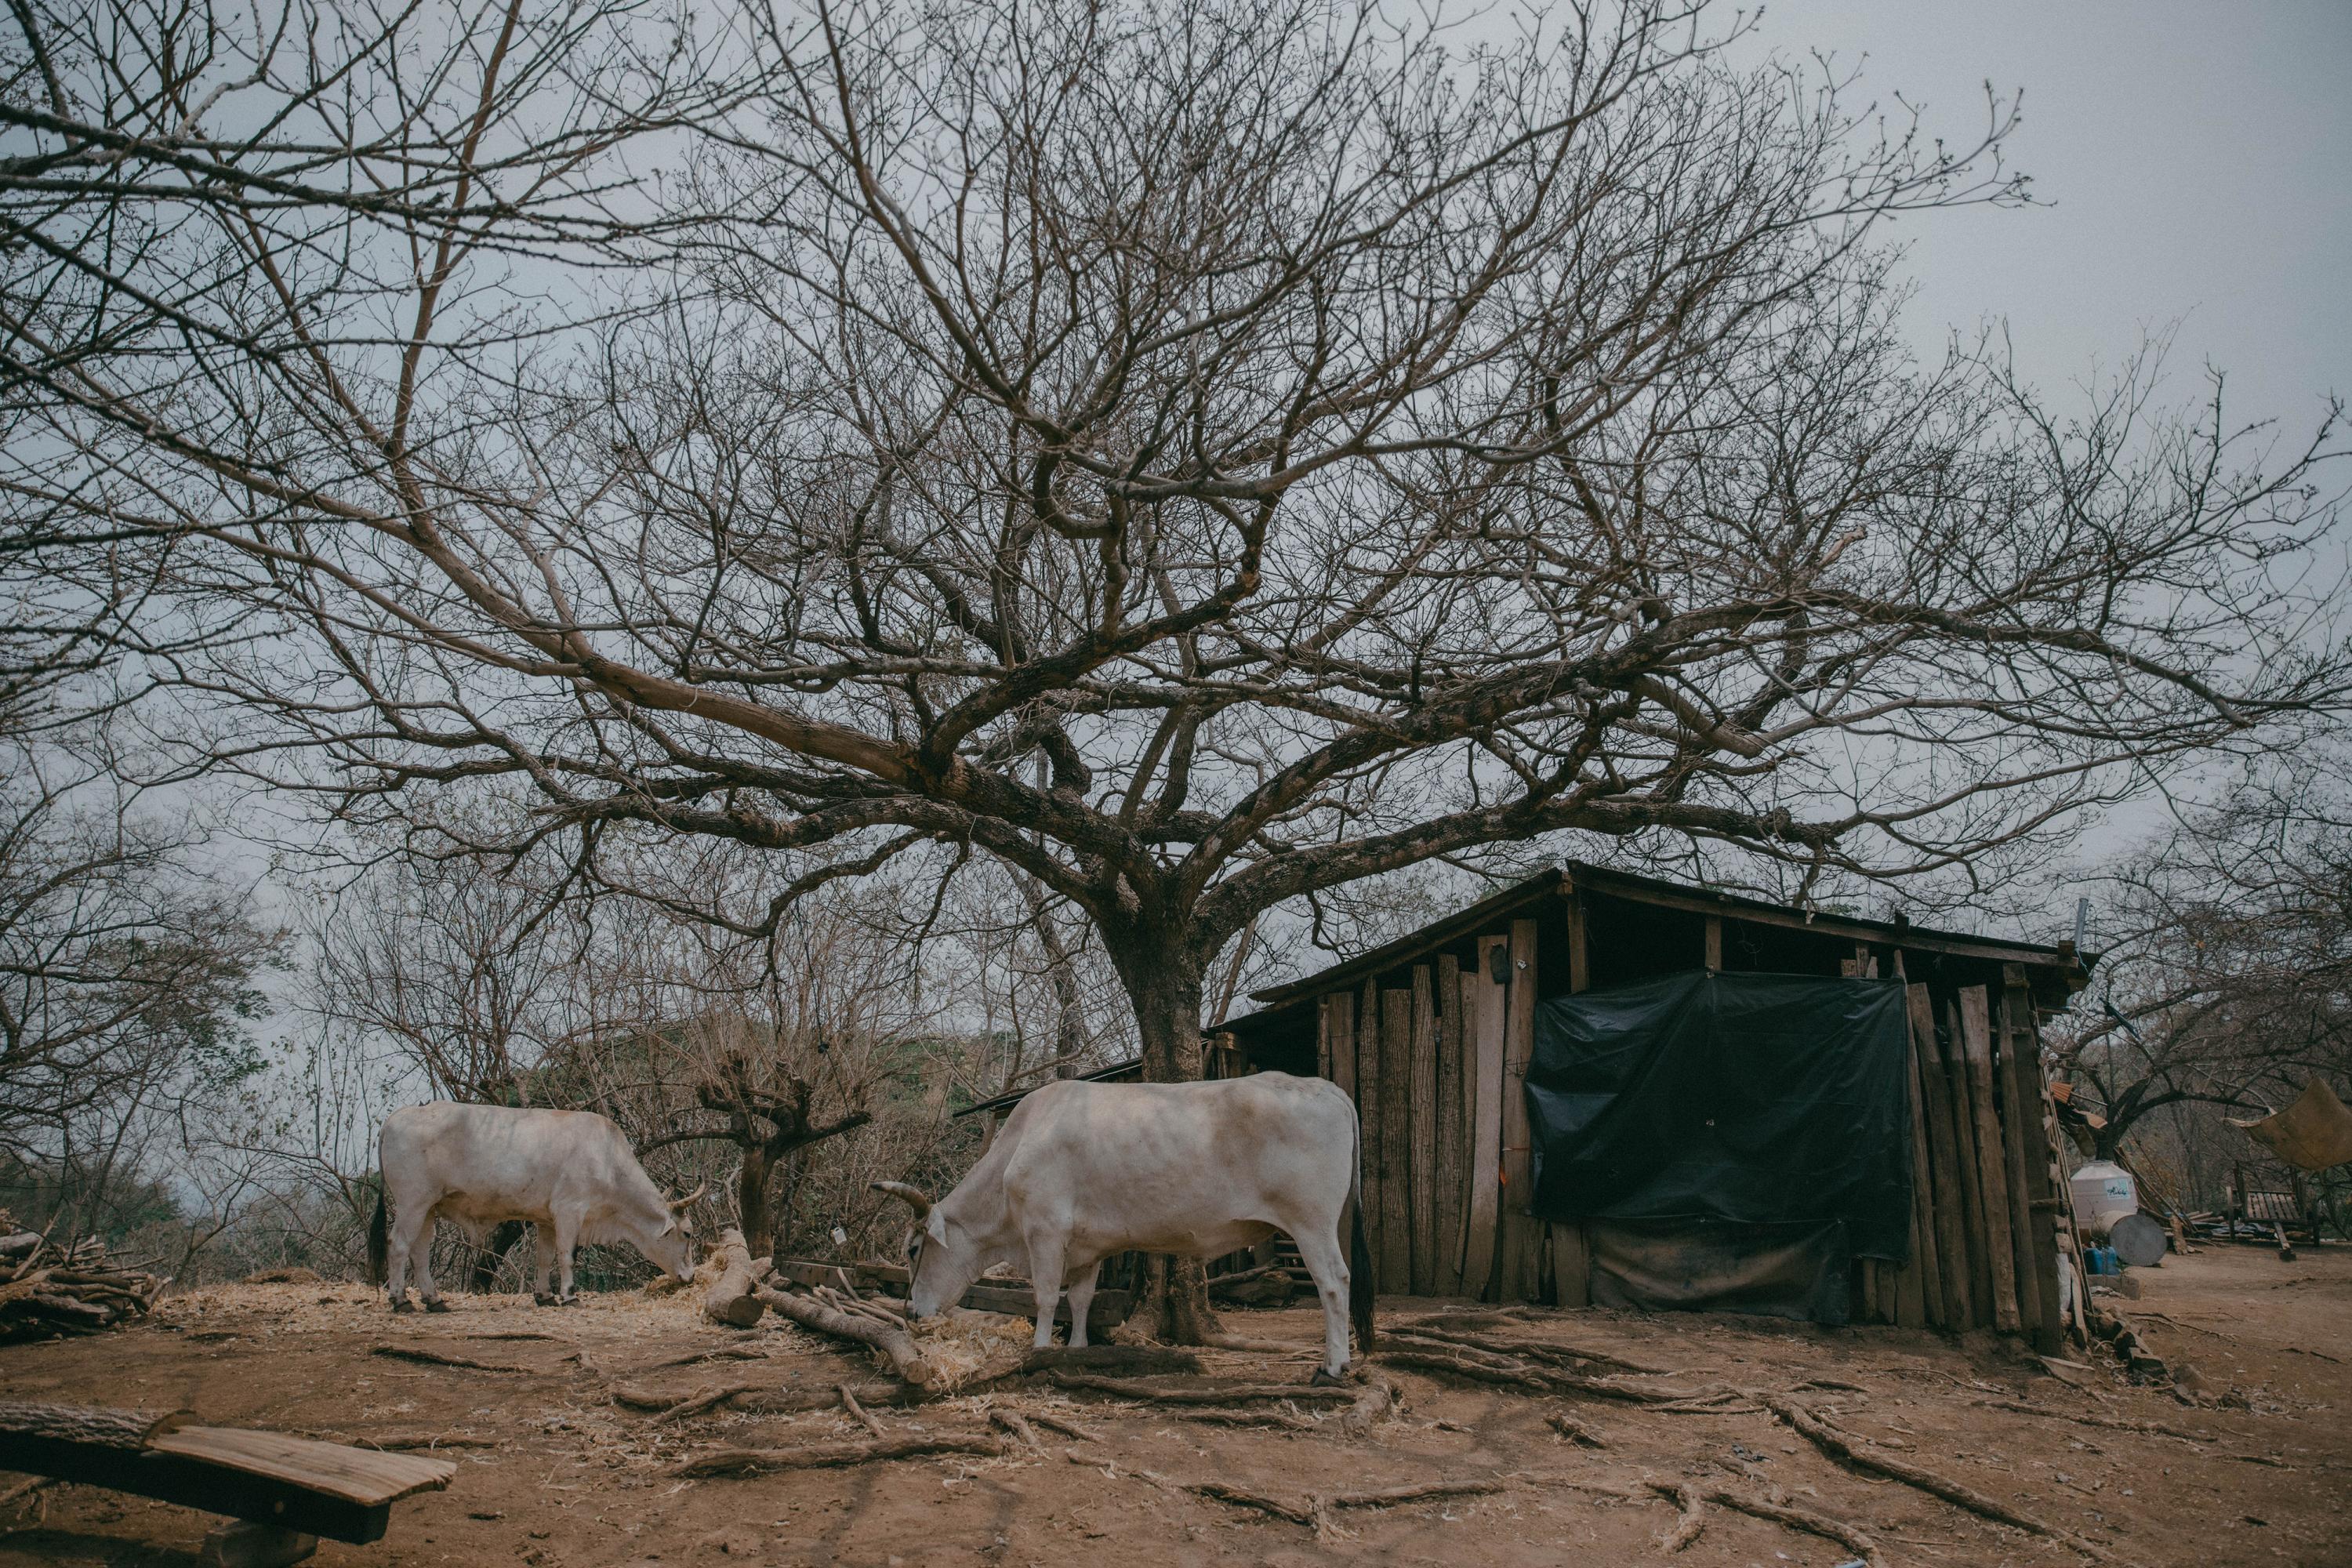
<box><xmin>0</xmin><ymin>1402</ymin><xmax>453</xmax><ymax>1564</ymax></box>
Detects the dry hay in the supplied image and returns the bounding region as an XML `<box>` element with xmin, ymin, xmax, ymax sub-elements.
<box><xmin>908</xmin><ymin>1307</ymin><xmax>1036</xmax><ymax>1391</ymax></box>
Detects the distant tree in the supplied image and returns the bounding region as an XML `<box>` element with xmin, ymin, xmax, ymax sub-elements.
<box><xmin>9</xmin><ymin>0</ymin><xmax>2349</xmax><ymax>1334</ymax></box>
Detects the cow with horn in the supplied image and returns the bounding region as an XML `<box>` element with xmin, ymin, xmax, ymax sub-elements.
<box><xmin>368</xmin><ymin>1102</ymin><xmax>708</xmax><ymax>1311</ymax></box>
<box><xmin>873</xmin><ymin>1073</ymin><xmax>1372</xmax><ymax>1381</ymax></box>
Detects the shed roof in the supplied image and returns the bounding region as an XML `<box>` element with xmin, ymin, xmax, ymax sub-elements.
<box><xmin>1240</xmin><ymin>860</ymin><xmax>2093</xmax><ymax>1015</ymax></box>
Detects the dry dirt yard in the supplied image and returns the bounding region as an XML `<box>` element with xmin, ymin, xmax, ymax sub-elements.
<box><xmin>1</xmin><ymin>1243</ymin><xmax>2346</xmax><ymax>1568</ymax></box>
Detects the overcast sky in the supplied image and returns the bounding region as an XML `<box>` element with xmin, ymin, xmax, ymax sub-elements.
<box><xmin>1740</xmin><ymin>1</ymin><xmax>2349</xmax><ymax>438</ymax></box>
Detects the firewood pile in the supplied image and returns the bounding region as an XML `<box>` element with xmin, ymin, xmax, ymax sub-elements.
<box><xmin>0</xmin><ymin>1214</ymin><xmax>165</xmax><ymax>1343</ymax></box>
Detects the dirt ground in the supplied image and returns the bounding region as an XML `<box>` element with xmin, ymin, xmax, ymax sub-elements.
<box><xmin>2</xmin><ymin>1242</ymin><xmax>2347</xmax><ymax>1568</ymax></box>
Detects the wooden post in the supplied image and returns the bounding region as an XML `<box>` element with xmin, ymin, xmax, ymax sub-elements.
<box><xmin>1357</xmin><ymin>977</ymin><xmax>1384</xmax><ymax>1289</ymax></box>
<box><xmin>1380</xmin><ymin>988</ymin><xmax>1414</xmax><ymax>1294</ymax></box>
<box><xmin>1900</xmin><ymin>997</ymin><xmax>1946</xmax><ymax>1329</ymax></box>
<box><xmin>1703</xmin><ymin>913</ymin><xmax>1723</xmax><ymax>972</ymax></box>
<box><xmin>1461</xmin><ymin>935</ymin><xmax>1508</xmax><ymax>1301</ymax></box>
<box><xmin>1409</xmin><ymin>966</ymin><xmax>1439</xmax><ymax>1294</ymax></box>
<box><xmin>1501</xmin><ymin>918</ymin><xmax>1541</xmax><ymax>1300</ymax></box>
<box><xmin>1327</xmin><ymin>992</ymin><xmax>1356</xmax><ymax>1105</ymax></box>
<box><xmin>2002</xmin><ymin>967</ymin><xmax>2066</xmax><ymax>1354</ymax></box>
<box><xmin>1433</xmin><ymin>953</ymin><xmax>1467</xmax><ymax>1297</ymax></box>
<box><xmin>1316</xmin><ymin>996</ymin><xmax>1334</xmax><ymax>1083</ymax></box>
<box><xmin>1937</xmin><ymin>994</ymin><xmax>1994</xmax><ymax>1327</ymax></box>
<box><xmin>1551</xmin><ymin>889</ymin><xmax>1592</xmax><ymax>1308</ymax></box>
<box><xmin>1958</xmin><ymin>986</ymin><xmax>2022</xmax><ymax>1334</ymax></box>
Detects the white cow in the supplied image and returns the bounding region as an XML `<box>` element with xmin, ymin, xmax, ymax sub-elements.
<box><xmin>872</xmin><ymin>1072</ymin><xmax>1371</xmax><ymax>1379</ymax></box>
<box><xmin>368</xmin><ymin>1102</ymin><xmax>702</xmax><ymax>1311</ymax></box>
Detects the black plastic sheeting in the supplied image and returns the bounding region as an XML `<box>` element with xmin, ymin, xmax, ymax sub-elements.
<box><xmin>1585</xmin><ymin>1219</ymin><xmax>1853</xmax><ymax>1323</ymax></box>
<box><xmin>1526</xmin><ymin>971</ymin><xmax>1913</xmax><ymax>1261</ymax></box>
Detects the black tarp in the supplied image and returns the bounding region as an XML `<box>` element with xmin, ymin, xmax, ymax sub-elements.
<box><xmin>1526</xmin><ymin>971</ymin><xmax>1913</xmax><ymax>1261</ymax></box>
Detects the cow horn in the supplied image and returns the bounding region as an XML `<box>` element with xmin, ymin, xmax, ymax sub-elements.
<box><xmin>869</xmin><ymin>1181</ymin><xmax>932</xmax><ymax>1219</ymax></box>
<box><xmin>669</xmin><ymin>1183</ymin><xmax>709</xmax><ymax>1212</ymax></box>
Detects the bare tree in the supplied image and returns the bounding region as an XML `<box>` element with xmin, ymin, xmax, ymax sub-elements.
<box><xmin>7</xmin><ymin>0</ymin><xmax>2349</xmax><ymax>1333</ymax></box>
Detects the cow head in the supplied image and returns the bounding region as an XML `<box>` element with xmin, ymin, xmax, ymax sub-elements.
<box><xmin>872</xmin><ymin>1180</ymin><xmax>982</xmax><ymax>1319</ymax></box>
<box><xmin>641</xmin><ymin>1184</ymin><xmax>707</xmax><ymax>1282</ymax></box>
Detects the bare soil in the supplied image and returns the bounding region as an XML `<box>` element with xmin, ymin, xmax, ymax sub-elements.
<box><xmin>2</xmin><ymin>1242</ymin><xmax>2346</xmax><ymax>1568</ymax></box>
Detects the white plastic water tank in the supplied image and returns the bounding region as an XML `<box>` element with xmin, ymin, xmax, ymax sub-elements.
<box><xmin>2070</xmin><ymin>1160</ymin><xmax>2138</xmax><ymax>1234</ymax></box>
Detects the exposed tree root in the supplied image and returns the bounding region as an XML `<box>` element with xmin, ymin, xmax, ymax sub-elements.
<box><xmin>674</xmin><ymin>1432</ymin><xmax>1004</xmax><ymax>1476</ymax></box>
<box><xmin>838</xmin><ymin>1383</ymin><xmax>886</xmax><ymax>1438</ymax></box>
<box><xmin>1760</xmin><ymin>1392</ymin><xmax>2109</xmax><ymax>1563</ymax></box>
<box><xmin>632</xmin><ymin>1346</ymin><xmax>775</xmax><ymax>1373</ymax></box>
<box><xmin>1387</xmin><ymin>1323</ymin><xmax>1672</xmax><ymax>1377</ymax></box>
<box><xmin>1027</xmin><ymin>1410</ymin><xmax>1105</xmax><ymax>1444</ymax></box>
<box><xmin>1343</xmin><ymin>1375</ymin><xmax>1396</xmax><ymax>1436</ymax></box>
<box><xmin>1378</xmin><ymin>1348</ymin><xmax>1743</xmax><ymax>1409</ymax></box>
<box><xmin>987</xmin><ymin>1407</ymin><xmax>1044</xmax><ymax>1453</ymax></box>
<box><xmin>360</xmin><ymin>1434</ymin><xmax>502</xmax><ymax>1451</ymax></box>
<box><xmin>656</xmin><ymin>1383</ymin><xmax>759</xmax><ymax>1423</ymax></box>
<box><xmin>1657</xmin><ymin>1480</ymin><xmax>1706</xmax><ymax>1552</ymax></box>
<box><xmin>1045</xmin><ymin>1372</ymin><xmax>1357</xmax><ymax>1405</ymax></box>
<box><xmin>1186</xmin><ymin>1478</ymin><xmax>1507</xmax><ymax>1538</ymax></box>
<box><xmin>1177</xmin><ymin>1407</ymin><xmax>1321</xmax><ymax>1431</ymax></box>
<box><xmin>612</xmin><ymin>1377</ymin><xmax>915</xmax><ymax>1418</ymax></box>
<box><xmin>1646</xmin><ymin>1478</ymin><xmax>1888</xmax><ymax>1568</ymax></box>
<box><xmin>1548</xmin><ymin>1412</ymin><xmax>1605</xmax><ymax>1447</ymax></box>
<box><xmin>369</xmin><ymin>1344</ymin><xmax>532</xmax><ymax>1374</ymax></box>
<box><xmin>1969</xmin><ymin>1398</ymin><xmax>2220</xmax><ymax>1443</ymax></box>
<box><xmin>1018</xmin><ymin>1345</ymin><xmax>1203</xmax><ymax>1377</ymax></box>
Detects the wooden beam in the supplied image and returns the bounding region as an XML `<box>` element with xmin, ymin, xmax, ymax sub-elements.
<box><xmin>2002</xmin><ymin>967</ymin><xmax>2066</xmax><ymax>1355</ymax></box>
<box><xmin>1380</xmin><ymin>987</ymin><xmax>1414</xmax><ymax>1294</ymax></box>
<box><xmin>1433</xmin><ymin>953</ymin><xmax>1466</xmax><ymax>1297</ymax></box>
<box><xmin>1409</xmin><ymin>966</ymin><xmax>1439</xmax><ymax>1294</ymax></box>
<box><xmin>1357</xmin><ymin>978</ymin><xmax>1384</xmax><ymax>1290</ymax></box>
<box><xmin>1461</xmin><ymin>936</ymin><xmax>1508</xmax><ymax>1301</ymax></box>
<box><xmin>1899</xmin><ymin>993</ymin><xmax>1946</xmax><ymax>1329</ymax></box>
<box><xmin>1934</xmin><ymin>994</ymin><xmax>1993</xmax><ymax>1327</ymax></box>
<box><xmin>1501</xmin><ymin>918</ymin><xmax>1541</xmax><ymax>1301</ymax></box>
<box><xmin>1958</xmin><ymin>987</ymin><xmax>2022</xmax><ymax>1334</ymax></box>
<box><xmin>1704</xmin><ymin>914</ymin><xmax>1723</xmax><ymax>972</ymax></box>
<box><xmin>1552</xmin><ymin>895</ymin><xmax>1591</xmax><ymax>1308</ymax></box>
<box><xmin>1566</xmin><ymin>886</ymin><xmax>1590</xmax><ymax>994</ymax></box>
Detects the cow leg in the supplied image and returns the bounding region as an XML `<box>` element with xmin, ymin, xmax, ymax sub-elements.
<box><xmin>1024</xmin><ymin>1233</ymin><xmax>1069</xmax><ymax>1349</ymax></box>
<box><xmin>552</xmin><ymin>1214</ymin><xmax>579</xmax><ymax>1303</ymax></box>
<box><xmin>412</xmin><ymin>1210</ymin><xmax>451</xmax><ymax>1313</ymax></box>
<box><xmin>383</xmin><ymin>1207</ymin><xmax>416</xmax><ymax>1312</ymax></box>
<box><xmin>1062</xmin><ymin>1261</ymin><xmax>1101</xmax><ymax>1349</ymax></box>
<box><xmin>532</xmin><ymin>1221</ymin><xmax>558</xmax><ymax>1306</ymax></box>
<box><xmin>1290</xmin><ymin>1221</ymin><xmax>1353</xmax><ymax>1378</ymax></box>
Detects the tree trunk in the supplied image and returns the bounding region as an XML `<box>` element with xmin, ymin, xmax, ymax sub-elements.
<box><xmin>469</xmin><ymin>1220</ymin><xmax>528</xmax><ymax>1293</ymax></box>
<box><xmin>1114</xmin><ymin>943</ymin><xmax>1221</xmax><ymax>1344</ymax></box>
<box><xmin>737</xmin><ymin>1143</ymin><xmax>774</xmax><ymax>1255</ymax></box>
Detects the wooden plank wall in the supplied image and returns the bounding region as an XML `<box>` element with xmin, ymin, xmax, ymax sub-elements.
<box><xmin>1300</xmin><ymin>906</ymin><xmax>2068</xmax><ymax>1336</ymax></box>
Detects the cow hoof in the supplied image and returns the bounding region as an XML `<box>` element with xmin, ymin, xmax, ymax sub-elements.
<box><xmin>533</xmin><ymin>1292</ymin><xmax>557</xmax><ymax>1307</ymax></box>
<box><xmin>1309</xmin><ymin>1366</ymin><xmax>1348</xmax><ymax>1388</ymax></box>
<box><xmin>423</xmin><ymin>1298</ymin><xmax>452</xmax><ymax>1314</ymax></box>
<box><xmin>390</xmin><ymin>1298</ymin><xmax>416</xmax><ymax>1314</ymax></box>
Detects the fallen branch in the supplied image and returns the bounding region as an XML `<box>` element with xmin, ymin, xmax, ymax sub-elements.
<box><xmin>656</xmin><ymin>1383</ymin><xmax>760</xmax><ymax>1424</ymax></box>
<box><xmin>987</xmin><ymin>1408</ymin><xmax>1044</xmax><ymax>1453</ymax></box>
<box><xmin>1760</xmin><ymin>1393</ymin><xmax>2108</xmax><ymax>1563</ymax></box>
<box><xmin>1342</xmin><ymin>1376</ymin><xmax>1396</xmax><ymax>1437</ymax></box>
<box><xmin>839</xmin><ymin>1384</ymin><xmax>885</xmax><ymax>1439</ymax></box>
<box><xmin>674</xmin><ymin>1433</ymin><xmax>1003</xmax><ymax>1477</ymax></box>
<box><xmin>368</xmin><ymin>1345</ymin><xmax>531</xmax><ymax>1374</ymax></box>
<box><xmin>753</xmin><ymin>1284</ymin><xmax>935</xmax><ymax>1389</ymax></box>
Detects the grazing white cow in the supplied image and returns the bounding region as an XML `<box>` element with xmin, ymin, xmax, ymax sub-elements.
<box><xmin>368</xmin><ymin>1102</ymin><xmax>702</xmax><ymax>1311</ymax></box>
<box><xmin>872</xmin><ymin>1072</ymin><xmax>1371</xmax><ymax>1379</ymax></box>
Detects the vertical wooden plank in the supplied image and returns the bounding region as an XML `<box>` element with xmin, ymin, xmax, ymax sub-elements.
<box><xmin>1958</xmin><ymin>986</ymin><xmax>2022</xmax><ymax>1334</ymax></box>
<box><xmin>1462</xmin><ymin>936</ymin><xmax>1508</xmax><ymax>1301</ymax></box>
<box><xmin>1938</xmin><ymin>994</ymin><xmax>1994</xmax><ymax>1326</ymax></box>
<box><xmin>1501</xmin><ymin>918</ymin><xmax>1541</xmax><ymax>1301</ymax></box>
<box><xmin>1704</xmin><ymin>914</ymin><xmax>1723</xmax><ymax>972</ymax></box>
<box><xmin>1991</xmin><ymin>982</ymin><xmax>2046</xmax><ymax>1345</ymax></box>
<box><xmin>1550</xmin><ymin>892</ymin><xmax>1591</xmax><ymax>1308</ymax></box>
<box><xmin>1900</xmin><ymin>1007</ymin><xmax>1944</xmax><ymax>1329</ymax></box>
<box><xmin>1409</xmin><ymin>967</ymin><xmax>1439</xmax><ymax>1294</ymax></box>
<box><xmin>1316</xmin><ymin>996</ymin><xmax>1334</xmax><ymax>1084</ymax></box>
<box><xmin>1329</xmin><ymin>991</ymin><xmax>1356</xmax><ymax>1105</ymax></box>
<box><xmin>2002</xmin><ymin>969</ymin><xmax>2066</xmax><ymax>1354</ymax></box>
<box><xmin>1357</xmin><ymin>978</ymin><xmax>1383</xmax><ymax>1291</ymax></box>
<box><xmin>1434</xmin><ymin>953</ymin><xmax>1466</xmax><ymax>1297</ymax></box>
<box><xmin>1380</xmin><ymin>988</ymin><xmax>1414</xmax><ymax>1294</ymax></box>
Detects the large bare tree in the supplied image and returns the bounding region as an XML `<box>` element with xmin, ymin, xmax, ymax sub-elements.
<box><xmin>7</xmin><ymin>0</ymin><xmax>2347</xmax><ymax>1329</ymax></box>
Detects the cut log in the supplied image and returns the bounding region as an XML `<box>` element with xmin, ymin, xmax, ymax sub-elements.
<box><xmin>0</xmin><ymin>1402</ymin><xmax>186</xmax><ymax>1448</ymax></box>
<box><xmin>752</xmin><ymin>1283</ymin><xmax>935</xmax><ymax>1389</ymax></box>
<box><xmin>702</xmin><ymin>1229</ymin><xmax>766</xmax><ymax>1329</ymax></box>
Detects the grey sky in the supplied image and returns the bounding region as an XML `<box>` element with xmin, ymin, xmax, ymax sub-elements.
<box><xmin>1745</xmin><ymin>1</ymin><xmax>2349</xmax><ymax>437</ymax></box>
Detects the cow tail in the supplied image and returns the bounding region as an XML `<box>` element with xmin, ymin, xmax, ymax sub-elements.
<box><xmin>1348</xmin><ymin>1108</ymin><xmax>1374</xmax><ymax>1352</ymax></box>
<box><xmin>366</xmin><ymin>1191</ymin><xmax>389</xmax><ymax>1287</ymax></box>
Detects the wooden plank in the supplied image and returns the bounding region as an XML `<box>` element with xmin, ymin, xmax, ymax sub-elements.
<box><xmin>1910</xmin><ymin>990</ymin><xmax>1971</xmax><ymax>1328</ymax></box>
<box><xmin>1379</xmin><ymin>987</ymin><xmax>1414</xmax><ymax>1294</ymax></box>
<box><xmin>1957</xmin><ymin>986</ymin><xmax>2022</xmax><ymax>1334</ymax></box>
<box><xmin>1704</xmin><ymin>914</ymin><xmax>1723</xmax><ymax>971</ymax></box>
<box><xmin>1501</xmin><ymin>918</ymin><xmax>1541</xmax><ymax>1301</ymax></box>
<box><xmin>1433</xmin><ymin>953</ymin><xmax>1466</xmax><ymax>1297</ymax></box>
<box><xmin>148</xmin><ymin>1428</ymin><xmax>455</xmax><ymax>1508</ymax></box>
<box><xmin>2003</xmin><ymin>970</ymin><xmax>2067</xmax><ymax>1354</ymax></box>
<box><xmin>1358</xmin><ymin>978</ymin><xmax>1384</xmax><ymax>1290</ymax></box>
<box><xmin>1461</xmin><ymin>935</ymin><xmax>1508</xmax><ymax>1301</ymax></box>
<box><xmin>1409</xmin><ymin>966</ymin><xmax>1439</xmax><ymax>1294</ymax></box>
<box><xmin>1329</xmin><ymin>990</ymin><xmax>1356</xmax><ymax>1105</ymax></box>
<box><xmin>1316</xmin><ymin>995</ymin><xmax>1334</xmax><ymax>1083</ymax></box>
<box><xmin>1991</xmin><ymin>982</ymin><xmax>2047</xmax><ymax>1345</ymax></box>
<box><xmin>1552</xmin><ymin>898</ymin><xmax>1591</xmax><ymax>1308</ymax></box>
<box><xmin>1900</xmin><ymin>1005</ymin><xmax>1944</xmax><ymax>1329</ymax></box>
<box><xmin>1936</xmin><ymin>993</ymin><xmax>1994</xmax><ymax>1327</ymax></box>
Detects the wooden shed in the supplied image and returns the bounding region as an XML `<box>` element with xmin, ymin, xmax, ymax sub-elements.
<box><xmin>1220</xmin><ymin>863</ymin><xmax>2094</xmax><ymax>1350</ymax></box>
